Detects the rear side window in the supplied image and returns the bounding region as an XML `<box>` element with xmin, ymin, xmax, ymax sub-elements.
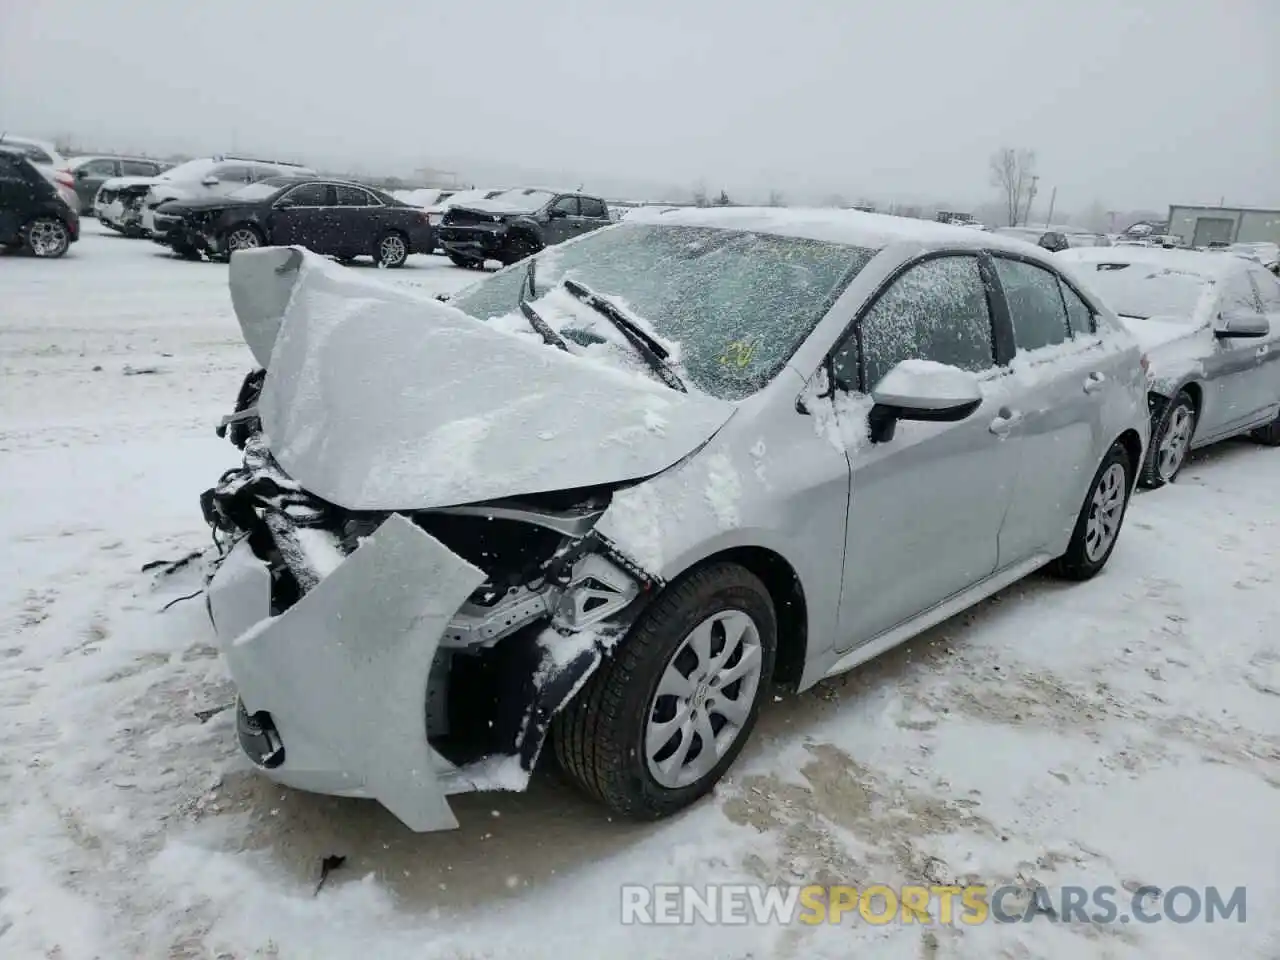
<box><xmin>579</xmin><ymin>197</ymin><xmax>607</xmax><ymax>218</ymax></box>
<box><xmin>1247</xmin><ymin>266</ymin><xmax>1280</xmax><ymax>311</ymax></box>
<box><xmin>335</xmin><ymin>185</ymin><xmax>377</xmax><ymax>206</ymax></box>
<box><xmin>121</xmin><ymin>160</ymin><xmax>159</xmax><ymax>176</ymax></box>
<box><xmin>993</xmin><ymin>257</ymin><xmax>1069</xmax><ymax>352</ymax></box>
<box><xmin>1059</xmin><ymin>280</ymin><xmax>1095</xmax><ymax>336</ymax></box>
<box><xmin>1220</xmin><ymin>271</ymin><xmax>1263</xmax><ymax>313</ymax></box>
<box><xmin>845</xmin><ymin>254</ymin><xmax>995</xmax><ymax>391</ymax></box>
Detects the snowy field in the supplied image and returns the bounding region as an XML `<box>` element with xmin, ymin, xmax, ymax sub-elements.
<box><xmin>1</xmin><ymin>224</ymin><xmax>1278</xmax><ymax>960</ymax></box>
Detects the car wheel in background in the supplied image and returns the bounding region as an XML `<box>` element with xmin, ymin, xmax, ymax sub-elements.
<box><xmin>23</xmin><ymin>218</ymin><xmax>71</xmax><ymax>258</ymax></box>
<box><xmin>1051</xmin><ymin>440</ymin><xmax>1133</xmax><ymax>581</ymax></box>
<box><xmin>1141</xmin><ymin>390</ymin><xmax>1197</xmax><ymax>488</ymax></box>
<box><xmin>1250</xmin><ymin>410</ymin><xmax>1280</xmax><ymax>446</ymax></box>
<box><xmin>553</xmin><ymin>562</ymin><xmax>776</xmax><ymax>820</ymax></box>
<box><xmin>375</xmin><ymin>231</ymin><xmax>409</xmax><ymax>268</ymax></box>
<box><xmin>503</xmin><ymin>234</ymin><xmax>540</xmax><ymax>266</ymax></box>
<box><xmin>223</xmin><ymin>225</ymin><xmax>263</xmax><ymax>258</ymax></box>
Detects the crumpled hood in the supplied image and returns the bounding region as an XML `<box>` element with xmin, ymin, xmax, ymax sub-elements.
<box><xmin>1116</xmin><ymin>314</ymin><xmax>1203</xmax><ymax>353</ymax></box>
<box><xmin>101</xmin><ymin>175</ymin><xmax>165</xmax><ymax>191</ymax></box>
<box><xmin>228</xmin><ymin>247</ymin><xmax>736</xmax><ymax>511</ymax></box>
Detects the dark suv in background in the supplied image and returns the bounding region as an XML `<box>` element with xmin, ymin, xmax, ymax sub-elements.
<box><xmin>0</xmin><ymin>147</ymin><xmax>79</xmax><ymax>258</ymax></box>
<box><xmin>438</xmin><ymin>187</ymin><xmax>611</xmax><ymax>267</ymax></box>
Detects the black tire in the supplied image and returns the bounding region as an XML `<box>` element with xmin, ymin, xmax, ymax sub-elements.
<box><xmin>553</xmin><ymin>562</ymin><xmax>776</xmax><ymax>820</ymax></box>
<box><xmin>447</xmin><ymin>252</ymin><xmax>481</xmax><ymax>269</ymax></box>
<box><xmin>23</xmin><ymin>217</ymin><xmax>70</xmax><ymax>258</ymax></box>
<box><xmin>1250</xmin><ymin>411</ymin><xmax>1280</xmax><ymax>447</ymax></box>
<box><xmin>222</xmin><ymin>223</ymin><xmax>264</xmax><ymax>259</ymax></box>
<box><xmin>375</xmin><ymin>230</ymin><xmax>409</xmax><ymax>268</ymax></box>
<box><xmin>1051</xmin><ymin>441</ymin><xmax>1133</xmax><ymax>581</ymax></box>
<box><xmin>172</xmin><ymin>242</ymin><xmax>201</xmax><ymax>261</ymax></box>
<box><xmin>503</xmin><ymin>234</ymin><xmax>540</xmax><ymax>266</ymax></box>
<box><xmin>1140</xmin><ymin>390</ymin><xmax>1197</xmax><ymax>489</ymax></box>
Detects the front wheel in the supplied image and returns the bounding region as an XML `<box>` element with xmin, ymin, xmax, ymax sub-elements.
<box><xmin>553</xmin><ymin>563</ymin><xmax>775</xmax><ymax>820</ymax></box>
<box><xmin>24</xmin><ymin>218</ymin><xmax>70</xmax><ymax>258</ymax></box>
<box><xmin>375</xmin><ymin>231</ymin><xmax>409</xmax><ymax>268</ymax></box>
<box><xmin>1141</xmin><ymin>390</ymin><xmax>1196</xmax><ymax>488</ymax></box>
<box><xmin>223</xmin><ymin>224</ymin><xmax>263</xmax><ymax>258</ymax></box>
<box><xmin>1051</xmin><ymin>441</ymin><xmax>1133</xmax><ymax>581</ymax></box>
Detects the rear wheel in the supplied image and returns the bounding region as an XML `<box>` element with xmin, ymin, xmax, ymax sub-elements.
<box><xmin>1051</xmin><ymin>441</ymin><xmax>1132</xmax><ymax>581</ymax></box>
<box><xmin>24</xmin><ymin>218</ymin><xmax>70</xmax><ymax>258</ymax></box>
<box><xmin>448</xmin><ymin>252</ymin><xmax>482</xmax><ymax>269</ymax></box>
<box><xmin>1250</xmin><ymin>410</ymin><xmax>1280</xmax><ymax>446</ymax></box>
<box><xmin>375</xmin><ymin>231</ymin><xmax>409</xmax><ymax>268</ymax></box>
<box><xmin>1141</xmin><ymin>390</ymin><xmax>1196</xmax><ymax>488</ymax></box>
<box><xmin>553</xmin><ymin>563</ymin><xmax>775</xmax><ymax>820</ymax></box>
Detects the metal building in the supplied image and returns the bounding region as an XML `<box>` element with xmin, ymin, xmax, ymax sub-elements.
<box><xmin>1166</xmin><ymin>205</ymin><xmax>1280</xmax><ymax>248</ymax></box>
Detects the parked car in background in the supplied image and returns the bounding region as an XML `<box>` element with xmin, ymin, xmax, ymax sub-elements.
<box><xmin>66</xmin><ymin>155</ymin><xmax>169</xmax><ymax>214</ymax></box>
<box><xmin>438</xmin><ymin>187</ymin><xmax>611</xmax><ymax>267</ymax></box>
<box><xmin>992</xmin><ymin>226</ymin><xmax>1070</xmax><ymax>252</ymax></box>
<box><xmin>1226</xmin><ymin>241</ymin><xmax>1280</xmax><ymax>273</ymax></box>
<box><xmin>0</xmin><ymin>147</ymin><xmax>79</xmax><ymax>258</ymax></box>
<box><xmin>1064</xmin><ymin>232</ymin><xmax>1112</xmax><ymax>248</ymax></box>
<box><xmin>0</xmin><ymin>134</ymin><xmax>78</xmax><ymax>210</ymax></box>
<box><xmin>200</xmin><ymin>208</ymin><xmax>1147</xmax><ymax>833</ymax></box>
<box><xmin>151</xmin><ymin>176</ymin><xmax>432</xmax><ymax>266</ymax></box>
<box><xmin>95</xmin><ymin>155</ymin><xmax>315</xmax><ymax>237</ymax></box>
<box><xmin>1060</xmin><ymin>246</ymin><xmax>1280</xmax><ymax>486</ymax></box>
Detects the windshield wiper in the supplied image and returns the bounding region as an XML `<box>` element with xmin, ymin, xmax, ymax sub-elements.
<box><xmin>515</xmin><ymin>257</ymin><xmax>569</xmax><ymax>351</ymax></box>
<box><xmin>560</xmin><ymin>278</ymin><xmax>686</xmax><ymax>392</ymax></box>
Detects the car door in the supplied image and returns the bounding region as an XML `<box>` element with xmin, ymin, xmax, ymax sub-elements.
<box><xmin>829</xmin><ymin>253</ymin><xmax>1022</xmax><ymax>651</ymax></box>
<box><xmin>986</xmin><ymin>254</ymin><xmax>1115</xmax><ymax>563</ymax></box>
<box><xmin>0</xmin><ymin>153</ymin><xmax>37</xmax><ymax>242</ymax></box>
<box><xmin>1246</xmin><ymin>264</ymin><xmax>1280</xmax><ymax>420</ymax></box>
<box><xmin>73</xmin><ymin>158</ymin><xmax>118</xmax><ymax>212</ymax></box>
<box><xmin>267</xmin><ymin>182</ymin><xmax>336</xmax><ymax>251</ymax></box>
<box><xmin>577</xmin><ymin>196</ymin><xmax>612</xmax><ymax>236</ymax></box>
<box><xmin>1203</xmin><ymin>270</ymin><xmax>1270</xmax><ymax>435</ymax></box>
<box><xmin>545</xmin><ymin>195</ymin><xmax>580</xmax><ymax>244</ymax></box>
<box><xmin>333</xmin><ymin>184</ymin><xmax>381</xmax><ymax>257</ymax></box>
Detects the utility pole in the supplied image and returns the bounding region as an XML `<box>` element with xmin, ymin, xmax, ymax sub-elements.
<box><xmin>1044</xmin><ymin>186</ymin><xmax>1057</xmax><ymax>228</ymax></box>
<box><xmin>1023</xmin><ymin>174</ymin><xmax>1039</xmax><ymax>225</ymax></box>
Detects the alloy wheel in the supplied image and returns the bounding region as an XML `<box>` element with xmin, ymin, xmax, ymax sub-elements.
<box><xmin>1084</xmin><ymin>462</ymin><xmax>1127</xmax><ymax>562</ymax></box>
<box><xmin>28</xmin><ymin>220</ymin><xmax>69</xmax><ymax>258</ymax></box>
<box><xmin>379</xmin><ymin>234</ymin><xmax>407</xmax><ymax>266</ymax></box>
<box><xmin>645</xmin><ymin>609</ymin><xmax>764</xmax><ymax>789</ymax></box>
<box><xmin>1157</xmin><ymin>405</ymin><xmax>1194</xmax><ymax>481</ymax></box>
<box><xmin>227</xmin><ymin>228</ymin><xmax>261</xmax><ymax>253</ymax></box>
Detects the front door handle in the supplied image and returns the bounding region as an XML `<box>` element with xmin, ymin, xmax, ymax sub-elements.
<box><xmin>989</xmin><ymin>408</ymin><xmax>1023</xmax><ymax>436</ymax></box>
<box><xmin>1257</xmin><ymin>345</ymin><xmax>1270</xmax><ymax>358</ymax></box>
<box><xmin>1083</xmin><ymin>371</ymin><xmax>1107</xmax><ymax>394</ymax></box>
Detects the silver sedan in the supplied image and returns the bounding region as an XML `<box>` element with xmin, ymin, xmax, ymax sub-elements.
<box><xmin>202</xmin><ymin>208</ymin><xmax>1149</xmax><ymax>831</ymax></box>
<box><xmin>1060</xmin><ymin>246</ymin><xmax>1280</xmax><ymax>486</ymax></box>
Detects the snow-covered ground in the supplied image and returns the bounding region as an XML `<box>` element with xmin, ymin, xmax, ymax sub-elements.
<box><xmin>1</xmin><ymin>225</ymin><xmax>1278</xmax><ymax>959</ymax></box>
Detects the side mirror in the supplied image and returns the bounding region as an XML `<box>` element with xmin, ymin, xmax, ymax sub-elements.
<box><xmin>867</xmin><ymin>361</ymin><xmax>983</xmax><ymax>443</ymax></box>
<box><xmin>1214</xmin><ymin>310</ymin><xmax>1270</xmax><ymax>339</ymax></box>
<box><xmin>201</xmin><ymin>175</ymin><xmax>219</xmax><ymax>186</ymax></box>
<box><xmin>75</xmin><ymin>168</ymin><xmax>90</xmax><ymax>180</ymax></box>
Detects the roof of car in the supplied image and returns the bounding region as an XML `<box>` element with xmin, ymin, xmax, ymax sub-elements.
<box><xmin>621</xmin><ymin>205</ymin><xmax>1052</xmax><ymax>255</ymax></box>
<box><xmin>1059</xmin><ymin>245</ymin><xmax>1252</xmax><ymax>281</ymax></box>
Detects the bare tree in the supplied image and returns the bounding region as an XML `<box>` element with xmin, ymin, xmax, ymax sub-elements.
<box><xmin>989</xmin><ymin>148</ymin><xmax>1037</xmax><ymax>226</ymax></box>
<box><xmin>692</xmin><ymin>181</ymin><xmax>709</xmax><ymax>207</ymax></box>
<box><xmin>766</xmin><ymin>189</ymin><xmax>785</xmax><ymax>207</ymax></box>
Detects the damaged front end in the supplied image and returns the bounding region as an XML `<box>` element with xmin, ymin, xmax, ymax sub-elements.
<box><xmin>201</xmin><ymin>375</ymin><xmax>659</xmax><ymax>831</ymax></box>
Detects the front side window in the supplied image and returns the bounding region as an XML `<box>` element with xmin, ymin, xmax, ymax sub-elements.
<box><xmin>837</xmin><ymin>255</ymin><xmax>995</xmax><ymax>392</ymax></box>
<box><xmin>993</xmin><ymin>257</ymin><xmax>1070</xmax><ymax>352</ymax></box>
<box><xmin>279</xmin><ymin>183</ymin><xmax>330</xmax><ymax>207</ymax></box>
<box><xmin>448</xmin><ymin>223</ymin><xmax>874</xmax><ymax>400</ymax></box>
<box><xmin>552</xmin><ymin>195</ymin><xmax>580</xmax><ymax>216</ymax></box>
<box><xmin>1059</xmin><ymin>279</ymin><xmax>1095</xmax><ymax>336</ymax></box>
<box><xmin>1246</xmin><ymin>266</ymin><xmax>1280</xmax><ymax>312</ymax></box>
<box><xmin>120</xmin><ymin>160</ymin><xmax>159</xmax><ymax>176</ymax></box>
<box><xmin>1219</xmin><ymin>271</ymin><xmax>1263</xmax><ymax>313</ymax></box>
<box><xmin>80</xmin><ymin>158</ymin><xmax>117</xmax><ymax>177</ymax></box>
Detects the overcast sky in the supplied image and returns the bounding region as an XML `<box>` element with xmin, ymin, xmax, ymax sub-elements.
<box><xmin>2</xmin><ymin>0</ymin><xmax>1276</xmax><ymax>211</ymax></box>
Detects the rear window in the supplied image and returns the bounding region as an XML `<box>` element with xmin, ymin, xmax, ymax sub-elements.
<box><xmin>3</xmin><ymin>142</ymin><xmax>53</xmax><ymax>164</ymax></box>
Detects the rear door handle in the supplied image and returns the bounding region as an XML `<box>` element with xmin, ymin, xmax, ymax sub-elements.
<box><xmin>1083</xmin><ymin>371</ymin><xmax>1107</xmax><ymax>394</ymax></box>
<box><xmin>989</xmin><ymin>409</ymin><xmax>1023</xmax><ymax>436</ymax></box>
<box><xmin>1257</xmin><ymin>345</ymin><xmax>1270</xmax><ymax>357</ymax></box>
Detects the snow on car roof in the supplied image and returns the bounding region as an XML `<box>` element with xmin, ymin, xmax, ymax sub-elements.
<box><xmin>621</xmin><ymin>205</ymin><xmax>1052</xmax><ymax>255</ymax></box>
<box><xmin>1059</xmin><ymin>245</ymin><xmax>1249</xmax><ymax>281</ymax></box>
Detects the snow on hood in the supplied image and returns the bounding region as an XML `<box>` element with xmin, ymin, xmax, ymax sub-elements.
<box><xmin>229</xmin><ymin>247</ymin><xmax>737</xmax><ymax>511</ymax></box>
<box><xmin>1115</xmin><ymin>314</ymin><xmax>1204</xmax><ymax>353</ymax></box>
<box><xmin>101</xmin><ymin>175</ymin><xmax>164</xmax><ymax>190</ymax></box>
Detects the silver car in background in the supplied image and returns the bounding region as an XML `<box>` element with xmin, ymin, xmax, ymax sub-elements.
<box><xmin>200</xmin><ymin>209</ymin><xmax>1148</xmax><ymax>832</ymax></box>
<box><xmin>1060</xmin><ymin>246</ymin><xmax>1280</xmax><ymax>486</ymax></box>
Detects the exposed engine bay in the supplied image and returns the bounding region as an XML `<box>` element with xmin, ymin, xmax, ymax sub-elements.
<box><xmin>200</xmin><ymin>368</ymin><xmax>659</xmax><ymax>794</ymax></box>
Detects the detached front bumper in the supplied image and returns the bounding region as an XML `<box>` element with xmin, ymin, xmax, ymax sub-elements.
<box><xmin>207</xmin><ymin>516</ymin><xmax>486</xmax><ymax>830</ymax></box>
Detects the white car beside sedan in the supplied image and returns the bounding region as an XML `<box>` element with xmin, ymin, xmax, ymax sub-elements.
<box><xmin>1060</xmin><ymin>246</ymin><xmax>1280</xmax><ymax>486</ymax></box>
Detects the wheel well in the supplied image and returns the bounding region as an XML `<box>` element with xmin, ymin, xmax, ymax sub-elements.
<box><xmin>1115</xmin><ymin>428</ymin><xmax>1143</xmax><ymax>479</ymax></box>
<box><xmin>686</xmin><ymin>547</ymin><xmax>808</xmax><ymax>688</ymax></box>
<box><xmin>507</xmin><ymin>228</ymin><xmax>540</xmax><ymax>249</ymax></box>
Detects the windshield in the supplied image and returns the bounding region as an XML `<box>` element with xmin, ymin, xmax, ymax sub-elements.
<box><xmin>157</xmin><ymin>159</ymin><xmax>215</xmax><ymax>182</ymax></box>
<box><xmin>228</xmin><ymin>180</ymin><xmax>291</xmax><ymax>200</ymax></box>
<box><xmin>464</xmin><ymin>188</ymin><xmax>555</xmax><ymax>213</ymax></box>
<box><xmin>449</xmin><ymin>222</ymin><xmax>874</xmax><ymax>400</ymax></box>
<box><xmin>1077</xmin><ymin>262</ymin><xmax>1212</xmax><ymax>321</ymax></box>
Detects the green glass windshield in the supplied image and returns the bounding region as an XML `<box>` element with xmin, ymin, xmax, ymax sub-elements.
<box><xmin>447</xmin><ymin>222</ymin><xmax>875</xmax><ymax>400</ymax></box>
